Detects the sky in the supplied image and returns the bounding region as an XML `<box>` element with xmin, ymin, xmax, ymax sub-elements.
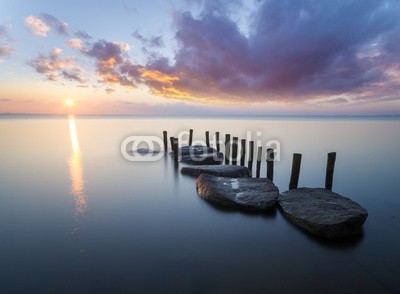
<box><xmin>0</xmin><ymin>0</ymin><xmax>400</xmax><ymax>115</ymax></box>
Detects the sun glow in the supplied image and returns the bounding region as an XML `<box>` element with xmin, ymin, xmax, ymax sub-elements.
<box><xmin>69</xmin><ymin>115</ymin><xmax>79</xmax><ymax>153</ymax></box>
<box><xmin>66</xmin><ymin>99</ymin><xmax>74</xmax><ymax>106</ymax></box>
<box><xmin>68</xmin><ymin>115</ymin><xmax>87</xmax><ymax>216</ymax></box>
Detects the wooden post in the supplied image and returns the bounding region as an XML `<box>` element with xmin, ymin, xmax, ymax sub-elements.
<box><xmin>225</xmin><ymin>134</ymin><xmax>231</xmax><ymax>164</ymax></box>
<box><xmin>169</xmin><ymin>136</ymin><xmax>174</xmax><ymax>153</ymax></box>
<box><xmin>256</xmin><ymin>146</ymin><xmax>262</xmax><ymax>178</ymax></box>
<box><xmin>163</xmin><ymin>131</ymin><xmax>168</xmax><ymax>153</ymax></box>
<box><xmin>325</xmin><ymin>152</ymin><xmax>336</xmax><ymax>190</ymax></box>
<box><xmin>266</xmin><ymin>148</ymin><xmax>274</xmax><ymax>182</ymax></box>
<box><xmin>216</xmin><ymin>132</ymin><xmax>220</xmax><ymax>152</ymax></box>
<box><xmin>189</xmin><ymin>129</ymin><xmax>193</xmax><ymax>146</ymax></box>
<box><xmin>240</xmin><ymin>139</ymin><xmax>246</xmax><ymax>166</ymax></box>
<box><xmin>173</xmin><ymin>138</ymin><xmax>179</xmax><ymax>164</ymax></box>
<box><xmin>205</xmin><ymin>131</ymin><xmax>210</xmax><ymax>148</ymax></box>
<box><xmin>232</xmin><ymin>137</ymin><xmax>238</xmax><ymax>165</ymax></box>
<box><xmin>248</xmin><ymin>141</ymin><xmax>254</xmax><ymax>176</ymax></box>
<box><xmin>289</xmin><ymin>153</ymin><xmax>302</xmax><ymax>190</ymax></box>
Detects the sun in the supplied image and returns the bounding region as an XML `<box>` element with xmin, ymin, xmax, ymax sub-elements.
<box><xmin>66</xmin><ymin>99</ymin><xmax>74</xmax><ymax>106</ymax></box>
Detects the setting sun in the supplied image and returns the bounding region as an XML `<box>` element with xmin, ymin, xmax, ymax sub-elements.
<box><xmin>66</xmin><ymin>99</ymin><xmax>74</xmax><ymax>106</ymax></box>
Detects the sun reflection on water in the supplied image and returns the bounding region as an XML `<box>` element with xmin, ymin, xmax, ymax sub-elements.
<box><xmin>68</xmin><ymin>115</ymin><xmax>87</xmax><ymax>216</ymax></box>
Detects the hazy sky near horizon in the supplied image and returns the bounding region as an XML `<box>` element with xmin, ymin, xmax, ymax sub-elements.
<box><xmin>1</xmin><ymin>0</ymin><xmax>400</xmax><ymax>115</ymax></box>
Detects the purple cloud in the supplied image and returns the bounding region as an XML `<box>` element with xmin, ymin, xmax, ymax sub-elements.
<box><xmin>75</xmin><ymin>30</ymin><xmax>92</xmax><ymax>40</ymax></box>
<box><xmin>40</xmin><ymin>13</ymin><xmax>69</xmax><ymax>36</ymax></box>
<box><xmin>28</xmin><ymin>48</ymin><xmax>87</xmax><ymax>83</ymax></box>
<box><xmin>143</xmin><ymin>0</ymin><xmax>399</xmax><ymax>103</ymax></box>
<box><xmin>132</xmin><ymin>30</ymin><xmax>164</xmax><ymax>47</ymax></box>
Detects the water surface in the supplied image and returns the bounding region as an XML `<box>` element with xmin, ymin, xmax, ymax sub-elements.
<box><xmin>0</xmin><ymin>116</ymin><xmax>399</xmax><ymax>293</ymax></box>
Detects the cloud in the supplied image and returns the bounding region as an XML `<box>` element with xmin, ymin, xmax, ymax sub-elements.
<box><xmin>132</xmin><ymin>30</ymin><xmax>163</xmax><ymax>47</ymax></box>
<box><xmin>25</xmin><ymin>0</ymin><xmax>400</xmax><ymax>107</ymax></box>
<box><xmin>0</xmin><ymin>24</ymin><xmax>15</xmax><ymax>57</ymax></box>
<box><xmin>24</xmin><ymin>14</ymin><xmax>68</xmax><ymax>37</ymax></box>
<box><xmin>137</xmin><ymin>0</ymin><xmax>400</xmax><ymax>104</ymax></box>
<box><xmin>123</xmin><ymin>3</ymin><xmax>137</xmax><ymax>15</ymax></box>
<box><xmin>40</xmin><ymin>13</ymin><xmax>68</xmax><ymax>35</ymax></box>
<box><xmin>113</xmin><ymin>42</ymin><xmax>130</xmax><ymax>51</ymax></box>
<box><xmin>81</xmin><ymin>39</ymin><xmax>186</xmax><ymax>94</ymax></box>
<box><xmin>68</xmin><ymin>38</ymin><xmax>82</xmax><ymax>49</ymax></box>
<box><xmin>82</xmin><ymin>40</ymin><xmax>139</xmax><ymax>89</ymax></box>
<box><xmin>0</xmin><ymin>24</ymin><xmax>8</xmax><ymax>37</ymax></box>
<box><xmin>28</xmin><ymin>48</ymin><xmax>87</xmax><ymax>83</ymax></box>
<box><xmin>0</xmin><ymin>43</ymin><xmax>14</xmax><ymax>56</ymax></box>
<box><xmin>105</xmin><ymin>88</ymin><xmax>116</xmax><ymax>94</ymax></box>
<box><xmin>61</xmin><ymin>70</ymin><xmax>87</xmax><ymax>83</ymax></box>
<box><xmin>24</xmin><ymin>15</ymin><xmax>50</xmax><ymax>37</ymax></box>
<box><xmin>75</xmin><ymin>30</ymin><xmax>92</xmax><ymax>40</ymax></box>
<box><xmin>311</xmin><ymin>97</ymin><xmax>350</xmax><ymax>106</ymax></box>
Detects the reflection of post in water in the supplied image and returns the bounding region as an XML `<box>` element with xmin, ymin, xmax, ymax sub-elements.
<box><xmin>68</xmin><ymin>115</ymin><xmax>87</xmax><ymax>216</ymax></box>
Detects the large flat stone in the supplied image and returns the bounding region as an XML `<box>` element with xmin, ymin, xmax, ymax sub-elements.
<box><xmin>196</xmin><ymin>174</ymin><xmax>279</xmax><ymax>211</ymax></box>
<box><xmin>181</xmin><ymin>165</ymin><xmax>250</xmax><ymax>178</ymax></box>
<box><xmin>180</xmin><ymin>152</ymin><xmax>223</xmax><ymax>165</ymax></box>
<box><xmin>278</xmin><ymin>188</ymin><xmax>368</xmax><ymax>239</ymax></box>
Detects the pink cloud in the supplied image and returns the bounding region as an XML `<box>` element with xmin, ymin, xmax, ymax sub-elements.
<box><xmin>24</xmin><ymin>15</ymin><xmax>49</xmax><ymax>37</ymax></box>
<box><xmin>24</xmin><ymin>14</ymin><xmax>68</xmax><ymax>37</ymax></box>
<box><xmin>67</xmin><ymin>38</ymin><xmax>82</xmax><ymax>49</ymax></box>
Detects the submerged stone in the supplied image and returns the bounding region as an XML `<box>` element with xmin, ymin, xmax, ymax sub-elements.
<box><xmin>181</xmin><ymin>165</ymin><xmax>250</xmax><ymax>178</ymax></box>
<box><xmin>133</xmin><ymin>148</ymin><xmax>160</xmax><ymax>155</ymax></box>
<box><xmin>196</xmin><ymin>174</ymin><xmax>279</xmax><ymax>211</ymax></box>
<box><xmin>180</xmin><ymin>152</ymin><xmax>224</xmax><ymax>165</ymax></box>
<box><xmin>278</xmin><ymin>188</ymin><xmax>368</xmax><ymax>239</ymax></box>
<box><xmin>170</xmin><ymin>145</ymin><xmax>217</xmax><ymax>157</ymax></box>
<box><xmin>178</xmin><ymin>145</ymin><xmax>217</xmax><ymax>157</ymax></box>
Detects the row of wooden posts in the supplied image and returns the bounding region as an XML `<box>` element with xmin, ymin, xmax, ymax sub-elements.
<box><xmin>163</xmin><ymin>130</ymin><xmax>336</xmax><ymax>191</ymax></box>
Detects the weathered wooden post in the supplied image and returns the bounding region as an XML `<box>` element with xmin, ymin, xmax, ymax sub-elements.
<box><xmin>232</xmin><ymin>137</ymin><xmax>238</xmax><ymax>165</ymax></box>
<box><xmin>189</xmin><ymin>129</ymin><xmax>193</xmax><ymax>146</ymax></box>
<box><xmin>216</xmin><ymin>132</ymin><xmax>220</xmax><ymax>152</ymax></box>
<box><xmin>289</xmin><ymin>153</ymin><xmax>302</xmax><ymax>190</ymax></box>
<box><xmin>173</xmin><ymin>138</ymin><xmax>179</xmax><ymax>165</ymax></box>
<box><xmin>266</xmin><ymin>148</ymin><xmax>274</xmax><ymax>182</ymax></box>
<box><xmin>256</xmin><ymin>146</ymin><xmax>262</xmax><ymax>178</ymax></box>
<box><xmin>248</xmin><ymin>141</ymin><xmax>254</xmax><ymax>176</ymax></box>
<box><xmin>325</xmin><ymin>152</ymin><xmax>336</xmax><ymax>190</ymax></box>
<box><xmin>205</xmin><ymin>131</ymin><xmax>210</xmax><ymax>147</ymax></box>
<box><xmin>163</xmin><ymin>131</ymin><xmax>168</xmax><ymax>154</ymax></box>
<box><xmin>169</xmin><ymin>136</ymin><xmax>174</xmax><ymax>153</ymax></box>
<box><xmin>240</xmin><ymin>139</ymin><xmax>246</xmax><ymax>166</ymax></box>
<box><xmin>225</xmin><ymin>134</ymin><xmax>231</xmax><ymax>164</ymax></box>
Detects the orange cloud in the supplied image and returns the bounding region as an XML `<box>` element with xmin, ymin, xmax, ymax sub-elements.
<box><xmin>140</xmin><ymin>69</ymin><xmax>179</xmax><ymax>84</ymax></box>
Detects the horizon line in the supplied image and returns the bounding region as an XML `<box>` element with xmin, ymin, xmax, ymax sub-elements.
<box><xmin>1</xmin><ymin>113</ymin><xmax>400</xmax><ymax>118</ymax></box>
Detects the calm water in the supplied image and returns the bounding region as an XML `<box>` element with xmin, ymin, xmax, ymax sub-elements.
<box><xmin>0</xmin><ymin>116</ymin><xmax>399</xmax><ymax>293</ymax></box>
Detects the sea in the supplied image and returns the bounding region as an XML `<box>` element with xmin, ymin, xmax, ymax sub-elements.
<box><xmin>0</xmin><ymin>115</ymin><xmax>399</xmax><ymax>293</ymax></box>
